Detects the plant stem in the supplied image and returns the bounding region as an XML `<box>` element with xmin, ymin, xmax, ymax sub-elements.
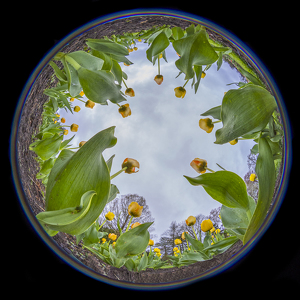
<box><xmin>116</xmin><ymin>103</ymin><xmax>121</xmax><ymax>107</ymax></box>
<box><xmin>182</xmin><ymin>79</ymin><xmax>189</xmax><ymax>88</ymax></box>
<box><xmin>122</xmin><ymin>78</ymin><xmax>128</xmax><ymax>89</ymax></box>
<box><xmin>125</xmin><ymin>215</ymin><xmax>134</xmax><ymax>232</ymax></box>
<box><xmin>98</xmin><ymin>219</ymin><xmax>106</xmax><ymax>231</ymax></box>
<box><xmin>66</xmin><ymin>147</ymin><xmax>80</xmax><ymax>150</ymax></box>
<box><xmin>110</xmin><ymin>167</ymin><xmax>127</xmax><ymax>180</ymax></box>
<box><xmin>158</xmin><ymin>55</ymin><xmax>161</xmax><ymax>75</ymax></box>
<box><xmin>212</xmin><ymin>120</ymin><xmax>222</xmax><ymax>124</ymax></box>
<box><xmin>65</xmin><ymin>55</ymin><xmax>81</xmax><ymax>71</ymax></box>
<box><xmin>205</xmin><ymin>167</ymin><xmax>215</xmax><ymax>173</ymax></box>
<box><xmin>76</xmin><ymin>98</ymin><xmax>86</xmax><ymax>103</ymax></box>
<box><xmin>192</xmin><ymin>225</ymin><xmax>198</xmax><ymax>240</ymax></box>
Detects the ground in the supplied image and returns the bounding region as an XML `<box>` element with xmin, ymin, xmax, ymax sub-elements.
<box><xmin>15</xmin><ymin>15</ymin><xmax>282</xmax><ymax>284</ymax></box>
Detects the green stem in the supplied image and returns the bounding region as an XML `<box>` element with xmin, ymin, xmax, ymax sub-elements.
<box><xmin>66</xmin><ymin>147</ymin><xmax>80</xmax><ymax>150</ymax></box>
<box><xmin>65</xmin><ymin>55</ymin><xmax>81</xmax><ymax>71</ymax></box>
<box><xmin>125</xmin><ymin>216</ymin><xmax>134</xmax><ymax>232</ymax></box>
<box><xmin>98</xmin><ymin>219</ymin><xmax>106</xmax><ymax>231</ymax></box>
<box><xmin>192</xmin><ymin>225</ymin><xmax>198</xmax><ymax>240</ymax></box>
<box><xmin>110</xmin><ymin>167</ymin><xmax>127</xmax><ymax>180</ymax></box>
<box><xmin>182</xmin><ymin>79</ymin><xmax>189</xmax><ymax>88</ymax></box>
<box><xmin>76</xmin><ymin>98</ymin><xmax>86</xmax><ymax>103</ymax></box>
<box><xmin>116</xmin><ymin>103</ymin><xmax>121</xmax><ymax>107</ymax></box>
<box><xmin>205</xmin><ymin>167</ymin><xmax>215</xmax><ymax>173</ymax></box>
<box><xmin>212</xmin><ymin>120</ymin><xmax>222</xmax><ymax>124</ymax></box>
<box><xmin>122</xmin><ymin>78</ymin><xmax>128</xmax><ymax>89</ymax></box>
<box><xmin>158</xmin><ymin>55</ymin><xmax>161</xmax><ymax>75</ymax></box>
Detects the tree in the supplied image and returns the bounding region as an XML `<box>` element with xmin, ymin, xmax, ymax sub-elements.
<box><xmin>98</xmin><ymin>194</ymin><xmax>155</xmax><ymax>238</ymax></box>
<box><xmin>244</xmin><ymin>151</ymin><xmax>259</xmax><ymax>201</ymax></box>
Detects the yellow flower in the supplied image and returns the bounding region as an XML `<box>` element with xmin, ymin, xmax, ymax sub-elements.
<box><xmin>133</xmin><ymin>47</ymin><xmax>138</xmax><ymax>51</ymax></box>
<box><xmin>79</xmin><ymin>91</ymin><xmax>84</xmax><ymax>97</ymax></box>
<box><xmin>181</xmin><ymin>231</ymin><xmax>187</xmax><ymax>240</ymax></box>
<box><xmin>154</xmin><ymin>75</ymin><xmax>164</xmax><ymax>85</ymax></box>
<box><xmin>215</xmin><ymin>229</ymin><xmax>221</xmax><ymax>234</ymax></box>
<box><xmin>211</xmin><ymin>242</ymin><xmax>214</xmax><ymax>245</ymax></box>
<box><xmin>131</xmin><ymin>222</ymin><xmax>141</xmax><ymax>229</ymax></box>
<box><xmin>74</xmin><ymin>106</ymin><xmax>81</xmax><ymax>112</ymax></box>
<box><xmin>173</xmin><ymin>247</ymin><xmax>179</xmax><ymax>252</ymax></box>
<box><xmin>185</xmin><ymin>216</ymin><xmax>196</xmax><ymax>226</ymax></box>
<box><xmin>118</xmin><ymin>103</ymin><xmax>131</xmax><ymax>118</ymax></box>
<box><xmin>102</xmin><ymin>238</ymin><xmax>106</xmax><ymax>243</ymax></box>
<box><xmin>122</xmin><ymin>158</ymin><xmax>139</xmax><ymax>174</ymax></box>
<box><xmin>125</xmin><ymin>88</ymin><xmax>135</xmax><ymax>97</ymax></box>
<box><xmin>229</xmin><ymin>138</ymin><xmax>238</xmax><ymax>145</ymax></box>
<box><xmin>156</xmin><ymin>252</ymin><xmax>161</xmax><ymax>257</ymax></box>
<box><xmin>108</xmin><ymin>233</ymin><xmax>117</xmax><ymax>241</ymax></box>
<box><xmin>201</xmin><ymin>71</ymin><xmax>206</xmax><ymax>78</ymax></box>
<box><xmin>174</xmin><ymin>86</ymin><xmax>186</xmax><ymax>98</ymax></box>
<box><xmin>250</xmin><ymin>173</ymin><xmax>256</xmax><ymax>182</ymax></box>
<box><xmin>70</xmin><ymin>97</ymin><xmax>75</xmax><ymax>102</ymax></box>
<box><xmin>112</xmin><ymin>242</ymin><xmax>116</xmax><ymax>247</ymax></box>
<box><xmin>210</xmin><ymin>227</ymin><xmax>215</xmax><ymax>233</ymax></box>
<box><xmin>56</xmin><ymin>114</ymin><xmax>60</xmax><ymax>117</ymax></box>
<box><xmin>79</xmin><ymin>141</ymin><xmax>86</xmax><ymax>147</ymax></box>
<box><xmin>199</xmin><ymin>118</ymin><xmax>214</xmax><ymax>133</ymax></box>
<box><xmin>70</xmin><ymin>124</ymin><xmax>79</xmax><ymax>132</ymax></box>
<box><xmin>85</xmin><ymin>100</ymin><xmax>95</xmax><ymax>109</ymax></box>
<box><xmin>105</xmin><ymin>211</ymin><xmax>115</xmax><ymax>221</ymax></box>
<box><xmin>174</xmin><ymin>253</ymin><xmax>178</xmax><ymax>257</ymax></box>
<box><xmin>137</xmin><ymin>39</ymin><xmax>142</xmax><ymax>42</ymax></box>
<box><xmin>153</xmin><ymin>248</ymin><xmax>160</xmax><ymax>253</ymax></box>
<box><xmin>201</xmin><ymin>219</ymin><xmax>214</xmax><ymax>232</ymax></box>
<box><xmin>63</xmin><ymin>129</ymin><xmax>68</xmax><ymax>135</ymax></box>
<box><xmin>61</xmin><ymin>117</ymin><xmax>66</xmax><ymax>123</ymax></box>
<box><xmin>123</xmin><ymin>63</ymin><xmax>130</xmax><ymax>66</ymax></box>
<box><xmin>128</xmin><ymin>48</ymin><xmax>133</xmax><ymax>53</ymax></box>
<box><xmin>148</xmin><ymin>239</ymin><xmax>154</xmax><ymax>246</ymax></box>
<box><xmin>174</xmin><ymin>239</ymin><xmax>182</xmax><ymax>245</ymax></box>
<box><xmin>128</xmin><ymin>201</ymin><xmax>143</xmax><ymax>217</ymax></box>
<box><xmin>190</xmin><ymin>158</ymin><xmax>207</xmax><ymax>174</ymax></box>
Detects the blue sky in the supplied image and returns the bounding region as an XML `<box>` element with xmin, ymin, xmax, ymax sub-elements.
<box><xmin>58</xmin><ymin>42</ymin><xmax>255</xmax><ymax>240</ymax></box>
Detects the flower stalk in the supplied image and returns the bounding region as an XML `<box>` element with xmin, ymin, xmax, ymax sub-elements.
<box><xmin>110</xmin><ymin>167</ymin><xmax>127</xmax><ymax>180</ymax></box>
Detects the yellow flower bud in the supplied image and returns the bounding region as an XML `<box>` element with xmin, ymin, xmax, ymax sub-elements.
<box><xmin>63</xmin><ymin>129</ymin><xmax>68</xmax><ymax>135</ymax></box>
<box><xmin>174</xmin><ymin>239</ymin><xmax>182</xmax><ymax>245</ymax></box>
<box><xmin>70</xmin><ymin>97</ymin><xmax>75</xmax><ymax>102</ymax></box>
<box><xmin>215</xmin><ymin>229</ymin><xmax>221</xmax><ymax>234</ymax></box>
<box><xmin>174</xmin><ymin>86</ymin><xmax>186</xmax><ymax>98</ymax></box>
<box><xmin>201</xmin><ymin>219</ymin><xmax>214</xmax><ymax>232</ymax></box>
<box><xmin>159</xmin><ymin>53</ymin><xmax>163</xmax><ymax>59</ymax></box>
<box><xmin>131</xmin><ymin>222</ymin><xmax>141</xmax><ymax>229</ymax></box>
<box><xmin>156</xmin><ymin>252</ymin><xmax>161</xmax><ymax>257</ymax></box>
<box><xmin>185</xmin><ymin>216</ymin><xmax>196</xmax><ymax>226</ymax></box>
<box><xmin>56</xmin><ymin>114</ymin><xmax>60</xmax><ymax>117</ymax></box>
<box><xmin>133</xmin><ymin>47</ymin><xmax>138</xmax><ymax>51</ymax></box>
<box><xmin>102</xmin><ymin>238</ymin><xmax>106</xmax><ymax>243</ymax></box>
<box><xmin>128</xmin><ymin>201</ymin><xmax>143</xmax><ymax>217</ymax></box>
<box><xmin>249</xmin><ymin>173</ymin><xmax>256</xmax><ymax>182</ymax></box>
<box><xmin>137</xmin><ymin>39</ymin><xmax>142</xmax><ymax>42</ymax></box>
<box><xmin>229</xmin><ymin>138</ymin><xmax>238</xmax><ymax>145</ymax></box>
<box><xmin>122</xmin><ymin>158</ymin><xmax>139</xmax><ymax>174</ymax></box>
<box><xmin>154</xmin><ymin>75</ymin><xmax>163</xmax><ymax>85</ymax></box>
<box><xmin>148</xmin><ymin>239</ymin><xmax>154</xmax><ymax>246</ymax></box>
<box><xmin>199</xmin><ymin>118</ymin><xmax>214</xmax><ymax>133</ymax></box>
<box><xmin>181</xmin><ymin>231</ymin><xmax>187</xmax><ymax>240</ymax></box>
<box><xmin>125</xmin><ymin>88</ymin><xmax>135</xmax><ymax>97</ymax></box>
<box><xmin>79</xmin><ymin>141</ymin><xmax>86</xmax><ymax>147</ymax></box>
<box><xmin>61</xmin><ymin>117</ymin><xmax>66</xmax><ymax>123</ymax></box>
<box><xmin>201</xmin><ymin>71</ymin><xmax>206</xmax><ymax>78</ymax></box>
<box><xmin>79</xmin><ymin>91</ymin><xmax>84</xmax><ymax>97</ymax></box>
<box><xmin>173</xmin><ymin>247</ymin><xmax>179</xmax><ymax>252</ymax></box>
<box><xmin>70</xmin><ymin>124</ymin><xmax>79</xmax><ymax>132</ymax></box>
<box><xmin>74</xmin><ymin>106</ymin><xmax>81</xmax><ymax>112</ymax></box>
<box><xmin>112</xmin><ymin>242</ymin><xmax>116</xmax><ymax>247</ymax></box>
<box><xmin>105</xmin><ymin>211</ymin><xmax>115</xmax><ymax>221</ymax></box>
<box><xmin>190</xmin><ymin>158</ymin><xmax>207</xmax><ymax>174</ymax></box>
<box><xmin>210</xmin><ymin>227</ymin><xmax>215</xmax><ymax>233</ymax></box>
<box><xmin>108</xmin><ymin>233</ymin><xmax>117</xmax><ymax>241</ymax></box>
<box><xmin>153</xmin><ymin>248</ymin><xmax>160</xmax><ymax>253</ymax></box>
<box><xmin>118</xmin><ymin>103</ymin><xmax>131</xmax><ymax>118</ymax></box>
<box><xmin>123</xmin><ymin>63</ymin><xmax>130</xmax><ymax>66</ymax></box>
<box><xmin>85</xmin><ymin>100</ymin><xmax>95</xmax><ymax>109</ymax></box>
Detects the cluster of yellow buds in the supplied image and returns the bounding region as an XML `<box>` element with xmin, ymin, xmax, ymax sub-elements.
<box><xmin>173</xmin><ymin>247</ymin><xmax>180</xmax><ymax>256</ymax></box>
<box><xmin>153</xmin><ymin>248</ymin><xmax>161</xmax><ymax>257</ymax></box>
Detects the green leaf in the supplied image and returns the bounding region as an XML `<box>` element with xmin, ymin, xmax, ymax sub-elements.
<box><xmin>237</xmin><ymin>67</ymin><xmax>264</xmax><ymax>87</ymax></box>
<box><xmin>49</xmin><ymin>61</ymin><xmax>67</xmax><ymax>82</ymax></box>
<box><xmin>38</xmin><ymin>158</ymin><xmax>55</xmax><ymax>176</ymax></box>
<box><xmin>243</xmin><ymin>137</ymin><xmax>276</xmax><ymax>244</ymax></box>
<box><xmin>185</xmin><ymin>232</ymin><xmax>204</xmax><ymax>251</ymax></box>
<box><xmin>137</xmin><ymin>251</ymin><xmax>148</xmax><ymax>272</ymax></box>
<box><xmin>178</xmin><ymin>252</ymin><xmax>209</xmax><ymax>265</ymax></box>
<box><xmin>86</xmin><ymin>39</ymin><xmax>129</xmax><ymax>57</ymax></box>
<box><xmin>201</xmin><ymin>105</ymin><xmax>221</xmax><ymax>120</ymax></box>
<box><xmin>59</xmin><ymin>135</ymin><xmax>75</xmax><ymax>150</ymax></box>
<box><xmin>37</xmin><ymin>190</ymin><xmax>96</xmax><ymax>227</ymax></box>
<box><xmin>146</xmin><ymin>31</ymin><xmax>170</xmax><ymax>63</ymax></box>
<box><xmin>109</xmin><ymin>244</ymin><xmax>129</xmax><ymax>268</ymax></box>
<box><xmin>203</xmin><ymin>236</ymin><xmax>239</xmax><ymax>253</ymax></box>
<box><xmin>215</xmin><ymin>85</ymin><xmax>277</xmax><ymax>144</ymax></box>
<box><xmin>184</xmin><ymin>171</ymin><xmax>249</xmax><ymax>210</ymax></box>
<box><xmin>31</xmin><ymin>134</ymin><xmax>63</xmax><ymax>160</ymax></box>
<box><xmin>78</xmin><ymin>68</ymin><xmax>126</xmax><ymax>105</ymax></box>
<box><xmin>171</xmin><ymin>26</ymin><xmax>185</xmax><ymax>40</ymax></box>
<box><xmin>111</xmin><ymin>59</ymin><xmax>123</xmax><ymax>85</ymax></box>
<box><xmin>82</xmin><ymin>222</ymin><xmax>104</xmax><ymax>246</ymax></box>
<box><xmin>65</xmin><ymin>51</ymin><xmax>104</xmax><ymax>71</ymax></box>
<box><xmin>173</xmin><ymin>28</ymin><xmax>218</xmax><ymax>79</ymax></box>
<box><xmin>44</xmin><ymin>127</ymin><xmax>117</xmax><ymax>235</ymax></box>
<box><xmin>114</xmin><ymin>222</ymin><xmax>153</xmax><ymax>258</ymax></box>
<box><xmin>62</xmin><ymin>57</ymin><xmax>82</xmax><ymax>97</ymax></box>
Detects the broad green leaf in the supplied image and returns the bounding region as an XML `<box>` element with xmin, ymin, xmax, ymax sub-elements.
<box><xmin>57</xmin><ymin>92</ymin><xmax>72</xmax><ymax>113</ymax></box>
<box><xmin>203</xmin><ymin>236</ymin><xmax>239</xmax><ymax>253</ymax></box>
<box><xmin>115</xmin><ymin>222</ymin><xmax>153</xmax><ymax>258</ymax></box>
<box><xmin>38</xmin><ymin>158</ymin><xmax>55</xmax><ymax>176</ymax></box>
<box><xmin>111</xmin><ymin>59</ymin><xmax>123</xmax><ymax>85</ymax></box>
<box><xmin>184</xmin><ymin>171</ymin><xmax>249</xmax><ymax>210</ymax></box>
<box><xmin>137</xmin><ymin>251</ymin><xmax>148</xmax><ymax>272</ymax></box>
<box><xmin>65</xmin><ymin>51</ymin><xmax>104</xmax><ymax>71</ymax></box>
<box><xmin>86</xmin><ymin>39</ymin><xmax>129</xmax><ymax>57</ymax></box>
<box><xmin>193</xmin><ymin>65</ymin><xmax>202</xmax><ymax>94</ymax></box>
<box><xmin>31</xmin><ymin>134</ymin><xmax>63</xmax><ymax>160</ymax></box>
<box><xmin>215</xmin><ymin>85</ymin><xmax>277</xmax><ymax>144</ymax></box>
<box><xmin>201</xmin><ymin>105</ymin><xmax>221</xmax><ymax>120</ymax></box>
<box><xmin>78</xmin><ymin>68</ymin><xmax>126</xmax><ymax>105</ymax></box>
<box><xmin>173</xmin><ymin>28</ymin><xmax>218</xmax><ymax>79</ymax></box>
<box><xmin>49</xmin><ymin>61</ymin><xmax>67</xmax><ymax>82</ymax></box>
<box><xmin>37</xmin><ymin>190</ymin><xmax>96</xmax><ymax>228</ymax></box>
<box><xmin>82</xmin><ymin>222</ymin><xmax>104</xmax><ymax>246</ymax></box>
<box><xmin>62</xmin><ymin>57</ymin><xmax>82</xmax><ymax>97</ymax></box>
<box><xmin>243</xmin><ymin>137</ymin><xmax>276</xmax><ymax>244</ymax></box>
<box><xmin>146</xmin><ymin>31</ymin><xmax>170</xmax><ymax>63</ymax></box>
<box><xmin>185</xmin><ymin>232</ymin><xmax>204</xmax><ymax>251</ymax></box>
<box><xmin>45</xmin><ymin>127</ymin><xmax>117</xmax><ymax>235</ymax></box>
<box><xmin>171</xmin><ymin>26</ymin><xmax>185</xmax><ymax>40</ymax></box>
<box><xmin>178</xmin><ymin>252</ymin><xmax>209</xmax><ymax>265</ymax></box>
<box><xmin>109</xmin><ymin>244</ymin><xmax>129</xmax><ymax>268</ymax></box>
<box><xmin>237</xmin><ymin>66</ymin><xmax>264</xmax><ymax>87</ymax></box>
<box><xmin>107</xmin><ymin>184</ymin><xmax>119</xmax><ymax>203</ymax></box>
<box><xmin>59</xmin><ymin>135</ymin><xmax>75</xmax><ymax>150</ymax></box>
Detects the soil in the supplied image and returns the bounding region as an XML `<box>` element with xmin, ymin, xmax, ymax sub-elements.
<box><xmin>16</xmin><ymin>15</ymin><xmax>283</xmax><ymax>285</ymax></box>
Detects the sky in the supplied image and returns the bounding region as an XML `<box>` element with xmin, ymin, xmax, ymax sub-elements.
<box><xmin>58</xmin><ymin>42</ymin><xmax>255</xmax><ymax>240</ymax></box>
